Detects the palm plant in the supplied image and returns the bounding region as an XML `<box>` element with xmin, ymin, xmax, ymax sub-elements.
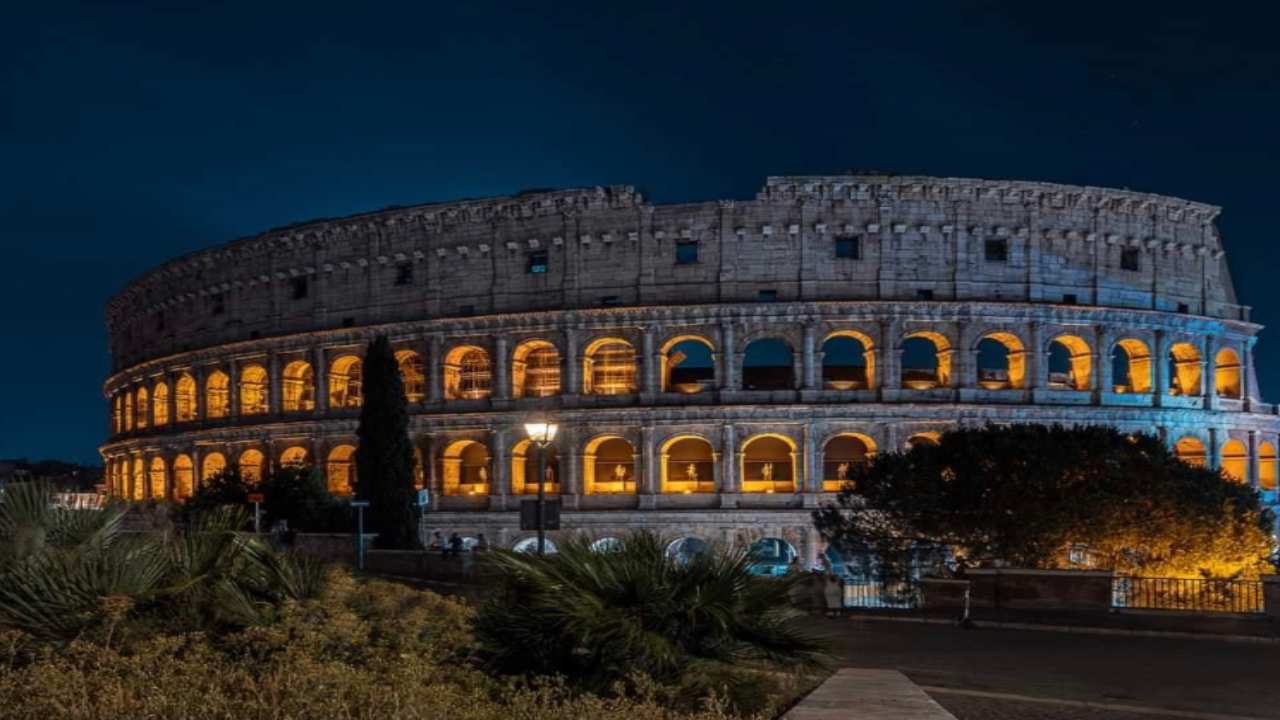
<box><xmin>0</xmin><ymin>481</ymin><xmax>324</xmax><ymax>640</ymax></box>
<box><xmin>475</xmin><ymin>531</ymin><xmax>828</xmax><ymax>691</ymax></box>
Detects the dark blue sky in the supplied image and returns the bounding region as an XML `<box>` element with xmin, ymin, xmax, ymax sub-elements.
<box><xmin>2</xmin><ymin>2</ymin><xmax>1278</xmax><ymax>464</ymax></box>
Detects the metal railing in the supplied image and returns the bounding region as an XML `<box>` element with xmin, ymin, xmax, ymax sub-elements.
<box><xmin>842</xmin><ymin>579</ymin><xmax>921</xmax><ymax>609</ymax></box>
<box><xmin>1112</xmin><ymin>576</ymin><xmax>1265</xmax><ymax>614</ymax></box>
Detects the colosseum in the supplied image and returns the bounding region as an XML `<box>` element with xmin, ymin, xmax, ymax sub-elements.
<box><xmin>101</xmin><ymin>174</ymin><xmax>1280</xmax><ymax>563</ymax></box>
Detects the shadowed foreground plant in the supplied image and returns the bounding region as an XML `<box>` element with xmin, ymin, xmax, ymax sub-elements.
<box><xmin>475</xmin><ymin>531</ymin><xmax>829</xmax><ymax>697</ymax></box>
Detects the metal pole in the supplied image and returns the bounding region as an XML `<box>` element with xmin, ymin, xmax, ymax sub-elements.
<box><xmin>357</xmin><ymin>505</ymin><xmax>366</xmax><ymax>570</ymax></box>
<box><xmin>536</xmin><ymin>441</ymin><xmax>546</xmax><ymax>555</ymax></box>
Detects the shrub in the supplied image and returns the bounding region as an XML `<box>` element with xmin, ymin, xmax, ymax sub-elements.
<box><xmin>260</xmin><ymin>465</ymin><xmax>349</xmax><ymax>532</ymax></box>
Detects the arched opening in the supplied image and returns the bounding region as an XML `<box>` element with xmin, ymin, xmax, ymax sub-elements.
<box><xmin>131</xmin><ymin>457</ymin><xmax>144</xmax><ymax>500</ymax></box>
<box><xmin>741</xmin><ymin>434</ymin><xmax>796</xmax><ymax>493</ymax></box>
<box><xmin>149</xmin><ymin>457</ymin><xmax>166</xmax><ymax>499</ymax></box>
<box><xmin>906</xmin><ymin>432</ymin><xmax>941</xmax><ymax>449</ymax></box>
<box><xmin>175</xmin><ymin>373</ymin><xmax>197</xmax><ymax>421</ymax></box>
<box><xmin>238</xmin><ymin>449</ymin><xmax>265</xmax><ymax>485</ymax></box>
<box><xmin>173</xmin><ymin>454</ymin><xmax>194</xmax><ymax>500</ymax></box>
<box><xmin>413</xmin><ymin>446</ymin><xmax>425</xmax><ymax>489</ymax></box>
<box><xmin>200</xmin><ymin>452</ymin><xmax>226</xmax><ymax>482</ymax></box>
<box><xmin>206</xmin><ymin>370</ymin><xmax>231</xmax><ymax>418</ymax></box>
<box><xmin>152</xmin><ymin>381</ymin><xmax>169</xmax><ymax>426</ymax></box>
<box><xmin>326</xmin><ymin>445</ymin><xmax>356</xmax><ymax>495</ymax></box>
<box><xmin>282</xmin><ymin>361</ymin><xmax>315</xmax><ymax>411</ymax></box>
<box><xmin>441</xmin><ymin>439</ymin><xmax>491</xmax><ymax>496</ymax></box>
<box><xmin>823</xmin><ymin>433</ymin><xmax>876</xmax><ymax>492</ymax></box>
<box><xmin>123</xmin><ymin>390</ymin><xmax>134</xmax><ymax>430</ymax></box>
<box><xmin>901</xmin><ymin>331</ymin><xmax>951</xmax><ymax>389</ymax></box>
<box><xmin>661</xmin><ymin>336</ymin><xmax>715</xmax><ymax>393</ymax></box>
<box><xmin>135</xmin><ymin>387</ymin><xmax>149</xmax><ymax>428</ymax></box>
<box><xmin>280</xmin><ymin>446</ymin><xmax>308</xmax><ymax>467</ymax></box>
<box><xmin>1111</xmin><ymin>339</ymin><xmax>1152</xmax><ymax>393</ymax></box>
<box><xmin>396</xmin><ymin>349</ymin><xmax>427</xmax><ymax>403</ymax></box>
<box><xmin>239</xmin><ymin>364</ymin><xmax>269</xmax><ymax>415</ymax></box>
<box><xmin>584</xmin><ymin>436</ymin><xmax>636</xmax><ymax>494</ymax></box>
<box><xmin>584</xmin><ymin>338</ymin><xmax>637</xmax><ymax>395</ymax></box>
<box><xmin>510</xmin><ymin>439</ymin><xmax>559</xmax><ymax>495</ymax></box>
<box><xmin>328</xmin><ymin>355</ymin><xmax>363</xmax><ymax>408</ymax></box>
<box><xmin>1168</xmin><ymin>342</ymin><xmax>1202</xmax><ymax>396</ymax></box>
<box><xmin>823</xmin><ymin>332</ymin><xmax>874</xmax><ymax>390</ymax></box>
<box><xmin>661</xmin><ymin>435</ymin><xmax>716</xmax><ymax>493</ymax></box>
<box><xmin>666</xmin><ymin>537</ymin><xmax>709</xmax><ymax>564</ymax></box>
<box><xmin>1260</xmin><ymin>442</ymin><xmax>1277</xmax><ymax>491</ymax></box>
<box><xmin>591</xmin><ymin>537</ymin><xmax>622</xmax><ymax>553</ymax></box>
<box><xmin>1174</xmin><ymin>436</ymin><xmax>1207</xmax><ymax>468</ymax></box>
<box><xmin>514</xmin><ymin>537</ymin><xmax>558</xmax><ymax>554</ymax></box>
<box><xmin>112</xmin><ymin>394</ymin><xmax>123</xmax><ymax>433</ymax></box>
<box><xmin>747</xmin><ymin>537</ymin><xmax>798</xmax><ymax>576</ymax></box>
<box><xmin>1215</xmin><ymin>347</ymin><xmax>1242</xmax><ymax>399</ymax></box>
<box><xmin>1048</xmin><ymin>335</ymin><xmax>1092</xmax><ymax>390</ymax></box>
<box><xmin>1221</xmin><ymin>439</ymin><xmax>1248</xmax><ymax>483</ymax></box>
<box><xmin>975</xmin><ymin>333</ymin><xmax>1025</xmax><ymax>389</ymax></box>
<box><xmin>512</xmin><ymin>340</ymin><xmax>561</xmax><ymax>398</ymax></box>
<box><xmin>444</xmin><ymin>346</ymin><xmax>492</xmax><ymax>400</ymax></box>
<box><xmin>742</xmin><ymin>338</ymin><xmax>795</xmax><ymax>390</ymax></box>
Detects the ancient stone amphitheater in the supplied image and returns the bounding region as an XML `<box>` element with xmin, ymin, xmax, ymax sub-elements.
<box><xmin>101</xmin><ymin>175</ymin><xmax>1280</xmax><ymax>562</ymax></box>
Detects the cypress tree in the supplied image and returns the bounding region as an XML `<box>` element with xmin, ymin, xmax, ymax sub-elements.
<box><xmin>354</xmin><ymin>335</ymin><xmax>419</xmax><ymax>548</ymax></box>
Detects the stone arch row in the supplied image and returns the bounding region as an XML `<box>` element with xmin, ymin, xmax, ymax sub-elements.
<box><xmin>107</xmin><ymin>324</ymin><xmax>1252</xmax><ymax>436</ymax></box>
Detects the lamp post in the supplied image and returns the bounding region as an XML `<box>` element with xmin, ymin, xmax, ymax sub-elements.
<box><xmin>522</xmin><ymin>418</ymin><xmax>559</xmax><ymax>555</ymax></box>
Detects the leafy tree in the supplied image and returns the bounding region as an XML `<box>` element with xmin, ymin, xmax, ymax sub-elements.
<box><xmin>180</xmin><ymin>468</ymin><xmax>252</xmax><ymax>522</ymax></box>
<box><xmin>354</xmin><ymin>335</ymin><xmax>419</xmax><ymax>548</ymax></box>
<box><xmin>475</xmin><ymin>531</ymin><xmax>828</xmax><ymax>703</ymax></box>
<box><xmin>260</xmin><ymin>465</ymin><xmax>348</xmax><ymax>532</ymax></box>
<box><xmin>813</xmin><ymin>424</ymin><xmax>1275</xmax><ymax>579</ymax></box>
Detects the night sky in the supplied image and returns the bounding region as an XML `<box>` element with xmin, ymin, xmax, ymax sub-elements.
<box><xmin>3</xmin><ymin>2</ymin><xmax>1278</xmax><ymax>464</ymax></box>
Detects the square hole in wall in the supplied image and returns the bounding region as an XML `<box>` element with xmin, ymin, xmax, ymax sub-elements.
<box><xmin>984</xmin><ymin>238</ymin><xmax>1008</xmax><ymax>263</ymax></box>
<box><xmin>835</xmin><ymin>236</ymin><xmax>860</xmax><ymax>259</ymax></box>
<box><xmin>916</xmin><ymin>289</ymin><xmax>934</xmax><ymax>301</ymax></box>
<box><xmin>757</xmin><ymin>289</ymin><xmax>778</xmax><ymax>302</ymax></box>
<box><xmin>1062</xmin><ymin>293</ymin><xmax>1078</xmax><ymax>305</ymax></box>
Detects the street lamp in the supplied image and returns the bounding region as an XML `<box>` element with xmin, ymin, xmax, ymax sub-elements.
<box><xmin>523</xmin><ymin>418</ymin><xmax>559</xmax><ymax>555</ymax></box>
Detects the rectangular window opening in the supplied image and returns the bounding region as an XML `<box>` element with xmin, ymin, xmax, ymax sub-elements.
<box><xmin>916</xmin><ymin>289</ymin><xmax>935</xmax><ymax>301</ymax></box>
<box><xmin>1121</xmin><ymin>248</ymin><xmax>1141</xmax><ymax>272</ymax></box>
<box><xmin>290</xmin><ymin>276</ymin><xmax>308</xmax><ymax>300</ymax></box>
<box><xmin>1177</xmin><ymin>302</ymin><xmax>1190</xmax><ymax>314</ymax></box>
<box><xmin>394</xmin><ymin>262</ymin><xmax>413</xmax><ymax>286</ymax></box>
<box><xmin>835</xmin><ymin>236</ymin><xmax>861</xmax><ymax>259</ymax></box>
<box><xmin>1062</xmin><ymin>293</ymin><xmax>1078</xmax><ymax>305</ymax></box>
<box><xmin>984</xmin><ymin>238</ymin><xmax>1008</xmax><ymax>263</ymax></box>
<box><xmin>211</xmin><ymin>293</ymin><xmax>225</xmax><ymax>316</ymax></box>
<box><xmin>527</xmin><ymin>250</ymin><xmax>549</xmax><ymax>274</ymax></box>
<box><xmin>675</xmin><ymin>240</ymin><xmax>699</xmax><ymax>264</ymax></box>
<box><xmin>599</xmin><ymin>296</ymin><xmax>621</xmax><ymax>307</ymax></box>
<box><xmin>757</xmin><ymin>289</ymin><xmax>778</xmax><ymax>302</ymax></box>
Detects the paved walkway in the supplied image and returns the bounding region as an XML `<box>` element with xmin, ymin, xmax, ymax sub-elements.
<box><xmin>813</xmin><ymin>617</ymin><xmax>1280</xmax><ymax>719</ymax></box>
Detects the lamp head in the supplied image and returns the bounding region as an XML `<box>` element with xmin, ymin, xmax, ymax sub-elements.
<box><xmin>523</xmin><ymin>419</ymin><xmax>559</xmax><ymax>445</ymax></box>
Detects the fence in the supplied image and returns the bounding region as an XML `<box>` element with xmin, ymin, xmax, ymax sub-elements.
<box><xmin>1112</xmin><ymin>576</ymin><xmax>1265</xmax><ymax>614</ymax></box>
<box><xmin>842</xmin><ymin>578</ymin><xmax>921</xmax><ymax>609</ymax></box>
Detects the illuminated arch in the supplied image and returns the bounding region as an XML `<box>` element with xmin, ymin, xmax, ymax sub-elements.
<box><xmin>741</xmin><ymin>434</ymin><xmax>796</xmax><ymax>493</ymax></box>
<box><xmin>514</xmin><ymin>536</ymin><xmax>558</xmax><ymax>554</ymax></box>
<box><xmin>152</xmin><ymin>381</ymin><xmax>169</xmax><ymax>426</ymax></box>
<box><xmin>443</xmin><ymin>345</ymin><xmax>492</xmax><ymax>400</ymax></box>
<box><xmin>206</xmin><ymin>370</ymin><xmax>231</xmax><ymax>418</ymax></box>
<box><xmin>510</xmin><ymin>438</ymin><xmax>559</xmax><ymax>495</ymax></box>
<box><xmin>238</xmin><ymin>448</ymin><xmax>265</xmax><ymax>485</ymax></box>
<box><xmin>1047</xmin><ymin>335</ymin><xmax>1092</xmax><ymax>391</ymax></box>
<box><xmin>1167</xmin><ymin>342</ymin><xmax>1202</xmax><ymax>396</ymax></box>
<box><xmin>822</xmin><ymin>433</ymin><xmax>876</xmax><ymax>492</ymax></box>
<box><xmin>512</xmin><ymin>340</ymin><xmax>560</xmax><ymax>398</ymax></box>
<box><xmin>131</xmin><ymin>457</ymin><xmax>144</xmax><ymax>500</ymax></box>
<box><xmin>583</xmin><ymin>338</ymin><xmax>637</xmax><ymax>395</ymax></box>
<box><xmin>747</xmin><ymin>538</ymin><xmax>798</xmax><ymax>576</ymax></box>
<box><xmin>742</xmin><ymin>337</ymin><xmax>795</xmax><ymax>390</ymax></box>
<box><xmin>822</xmin><ymin>330</ymin><xmax>875</xmax><ymax>390</ymax></box>
<box><xmin>660</xmin><ymin>434</ymin><xmax>716</xmax><ymax>493</ymax></box>
<box><xmin>135</xmin><ymin>386</ymin><xmax>149</xmax><ymax>428</ymax></box>
<box><xmin>901</xmin><ymin>331</ymin><xmax>952</xmax><ymax>389</ymax></box>
<box><xmin>239</xmin><ymin>364</ymin><xmax>269</xmax><ymax>415</ymax></box>
<box><xmin>907</xmin><ymin>431</ymin><xmax>941</xmax><ymax>449</ymax></box>
<box><xmin>148</xmin><ymin>457</ymin><xmax>166</xmax><ymax>499</ymax></box>
<box><xmin>123</xmin><ymin>390</ymin><xmax>134</xmax><ymax>430</ymax></box>
<box><xmin>112</xmin><ymin>394</ymin><xmax>123</xmax><ymax>433</ymax></box>
<box><xmin>326</xmin><ymin>445</ymin><xmax>356</xmax><ymax>495</ymax></box>
<box><xmin>413</xmin><ymin>446</ymin><xmax>425</xmax><ymax>489</ymax></box>
<box><xmin>279</xmin><ymin>446</ymin><xmax>308</xmax><ymax>467</ymax></box>
<box><xmin>660</xmin><ymin>335</ymin><xmax>715</xmax><ymax>393</ymax></box>
<box><xmin>328</xmin><ymin>355</ymin><xmax>363</xmax><ymax>408</ymax></box>
<box><xmin>975</xmin><ymin>332</ymin><xmax>1026</xmax><ymax>389</ymax></box>
<box><xmin>1214</xmin><ymin>347</ymin><xmax>1242</xmax><ymax>399</ymax></box>
<box><xmin>173</xmin><ymin>454</ymin><xmax>194</xmax><ymax>500</ymax></box>
<box><xmin>282</xmin><ymin>360</ymin><xmax>315</xmax><ymax>411</ymax></box>
<box><xmin>175</xmin><ymin>373</ymin><xmax>197</xmax><ymax>421</ymax></box>
<box><xmin>1174</xmin><ymin>436</ymin><xmax>1207</xmax><ymax>468</ymax></box>
<box><xmin>1221</xmin><ymin>439</ymin><xmax>1248</xmax><ymax>483</ymax></box>
<box><xmin>441</xmin><ymin>439</ymin><xmax>491</xmax><ymax>496</ymax></box>
<box><xmin>1259</xmin><ymin>442</ymin><xmax>1277</xmax><ymax>491</ymax></box>
<box><xmin>201</xmin><ymin>452</ymin><xmax>227</xmax><ymax>481</ymax></box>
<box><xmin>1111</xmin><ymin>339</ymin><xmax>1152</xmax><ymax>393</ymax></box>
<box><xmin>395</xmin><ymin>349</ymin><xmax>427</xmax><ymax>402</ymax></box>
<box><xmin>583</xmin><ymin>435</ymin><xmax>636</xmax><ymax>494</ymax></box>
<box><xmin>666</xmin><ymin>537</ymin><xmax>710</xmax><ymax>563</ymax></box>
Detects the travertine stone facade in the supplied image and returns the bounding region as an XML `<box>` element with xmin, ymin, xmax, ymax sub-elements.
<box><xmin>100</xmin><ymin>175</ymin><xmax>1280</xmax><ymax>559</ymax></box>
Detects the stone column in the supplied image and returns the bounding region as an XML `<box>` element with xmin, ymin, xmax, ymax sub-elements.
<box><xmin>1243</xmin><ymin>337</ymin><xmax>1257</xmax><ymax>409</ymax></box>
<box><xmin>563</xmin><ymin>428</ymin><xmax>583</xmax><ymax>509</ymax></box>
<box><xmin>494</xmin><ymin>336</ymin><xmax>511</xmax><ymax>399</ymax></box>
<box><xmin>1029</xmin><ymin>324</ymin><xmax>1045</xmax><ymax>389</ymax></box>
<box><xmin>145</xmin><ymin>381</ymin><xmax>157</xmax><ymax>428</ymax></box>
<box><xmin>719</xmin><ymin>322</ymin><xmax>738</xmax><ymax>390</ymax></box>
<box><xmin>1249</xmin><ymin>430</ymin><xmax>1261</xmax><ymax>490</ymax></box>
<box><xmin>881</xmin><ymin>319</ymin><xmax>901</xmax><ymax>391</ymax></box>
<box><xmin>639</xmin><ymin>425</ymin><xmax>658</xmax><ymax>509</ymax></box>
<box><xmin>564</xmin><ymin>328</ymin><xmax>581</xmax><ymax>396</ymax></box>
<box><xmin>1204</xmin><ymin>335</ymin><xmax>1218</xmax><ymax>409</ymax></box>
<box><xmin>1208</xmin><ymin>427</ymin><xmax>1220</xmax><ymax>471</ymax></box>
<box><xmin>1154</xmin><ymin>330</ymin><xmax>1169</xmax><ymax>404</ymax></box>
<box><xmin>490</xmin><ymin>427</ymin><xmax>509</xmax><ymax>510</ymax></box>
<box><xmin>720</xmin><ymin>423</ymin><xmax>739</xmax><ymax>507</ymax></box>
<box><xmin>228</xmin><ymin>358</ymin><xmax>241</xmax><ymax>417</ymax></box>
<box><xmin>802</xmin><ymin>323</ymin><xmax>818</xmax><ymax>389</ymax></box>
<box><xmin>268</xmin><ymin>352</ymin><xmax>282</xmax><ymax>415</ymax></box>
<box><xmin>803</xmin><ymin>422</ymin><xmax>821</xmax><ymax>501</ymax></box>
<box><xmin>312</xmin><ymin>347</ymin><xmax>328</xmax><ymax>413</ymax></box>
<box><xmin>428</xmin><ymin>335</ymin><xmax>443</xmax><ymax>403</ymax></box>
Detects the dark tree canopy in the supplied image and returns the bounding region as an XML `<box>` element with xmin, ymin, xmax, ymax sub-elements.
<box><xmin>354</xmin><ymin>336</ymin><xmax>419</xmax><ymax>548</ymax></box>
<box><xmin>813</xmin><ymin>424</ymin><xmax>1275</xmax><ymax>579</ymax></box>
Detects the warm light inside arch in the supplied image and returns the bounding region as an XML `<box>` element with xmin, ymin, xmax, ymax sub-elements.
<box><xmin>740</xmin><ymin>434</ymin><xmax>796</xmax><ymax>493</ymax></box>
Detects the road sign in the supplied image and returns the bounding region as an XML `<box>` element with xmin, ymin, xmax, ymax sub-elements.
<box><xmin>519</xmin><ymin>499</ymin><xmax>561</xmax><ymax>531</ymax></box>
<box><xmin>416</xmin><ymin>489</ymin><xmax>430</xmax><ymax>507</ymax></box>
<box><xmin>248</xmin><ymin>493</ymin><xmax>264</xmax><ymax>503</ymax></box>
